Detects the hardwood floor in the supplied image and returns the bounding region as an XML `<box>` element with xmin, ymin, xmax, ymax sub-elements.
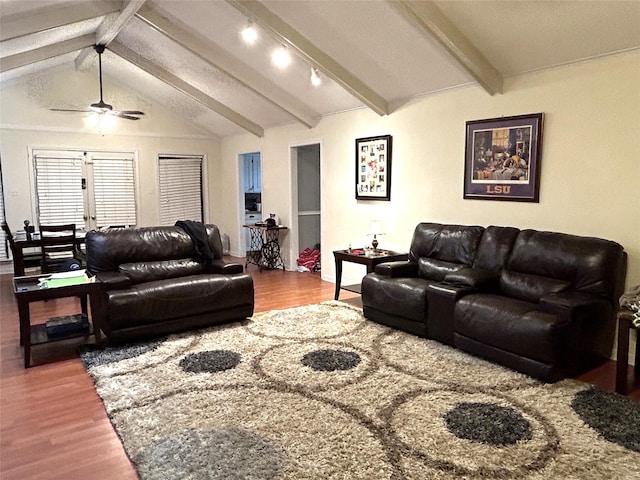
<box><xmin>0</xmin><ymin>261</ymin><xmax>637</xmax><ymax>479</ymax></box>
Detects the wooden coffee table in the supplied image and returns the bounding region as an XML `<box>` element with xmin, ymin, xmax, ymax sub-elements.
<box><xmin>13</xmin><ymin>274</ymin><xmax>103</xmax><ymax>368</ymax></box>
<box><xmin>333</xmin><ymin>249</ymin><xmax>408</xmax><ymax>300</ymax></box>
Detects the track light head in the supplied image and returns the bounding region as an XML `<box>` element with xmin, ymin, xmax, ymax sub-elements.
<box><xmin>310</xmin><ymin>68</ymin><xmax>322</xmax><ymax>87</ymax></box>
<box><xmin>241</xmin><ymin>21</ymin><xmax>258</xmax><ymax>44</ymax></box>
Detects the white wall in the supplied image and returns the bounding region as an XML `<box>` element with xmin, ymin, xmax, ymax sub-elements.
<box><xmin>221</xmin><ymin>51</ymin><xmax>640</xmax><ymax>291</ymax></box>
<box><xmin>0</xmin><ymin>130</ymin><xmax>221</xmax><ymax>230</ymax></box>
<box><xmin>2</xmin><ymin>51</ymin><xmax>638</xmax><ymax>362</ymax></box>
<box><xmin>0</xmin><ymin>67</ymin><xmax>222</xmax><ymax>231</ymax></box>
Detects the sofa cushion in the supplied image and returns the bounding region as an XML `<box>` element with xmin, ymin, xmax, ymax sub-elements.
<box><xmin>444</xmin><ymin>267</ymin><xmax>498</xmax><ymax>289</ymax></box>
<box><xmin>86</xmin><ymin>225</ymin><xmax>224</xmax><ymax>273</ymax></box>
<box><xmin>119</xmin><ymin>259</ymin><xmax>205</xmax><ymax>285</ymax></box>
<box><xmin>409</xmin><ymin>223</ymin><xmax>484</xmax><ymax>265</ymax></box>
<box><xmin>418</xmin><ymin>258</ymin><xmax>464</xmax><ymax>281</ymax></box>
<box><xmin>473</xmin><ymin>226</ymin><xmax>520</xmax><ymax>272</ymax></box>
<box><xmin>455</xmin><ymin>294</ymin><xmax>569</xmax><ymax>364</ymax></box>
<box><xmin>106</xmin><ymin>273</ymin><xmax>254</xmax><ymax>330</ymax></box>
<box><xmin>500</xmin><ymin>270</ymin><xmax>571</xmax><ymax>303</ymax></box>
<box><xmin>507</xmin><ymin>229</ymin><xmax>625</xmax><ymax>299</ymax></box>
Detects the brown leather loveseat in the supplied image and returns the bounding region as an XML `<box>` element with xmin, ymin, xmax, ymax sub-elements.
<box><xmin>86</xmin><ymin>224</ymin><xmax>254</xmax><ymax>343</ymax></box>
<box><xmin>362</xmin><ymin>222</ymin><xmax>627</xmax><ymax>382</ymax></box>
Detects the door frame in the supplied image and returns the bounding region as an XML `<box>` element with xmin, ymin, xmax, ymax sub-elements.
<box><xmin>288</xmin><ymin>140</ymin><xmax>321</xmax><ymax>272</ymax></box>
<box><xmin>237</xmin><ymin>150</ymin><xmax>262</xmax><ymax>257</ymax></box>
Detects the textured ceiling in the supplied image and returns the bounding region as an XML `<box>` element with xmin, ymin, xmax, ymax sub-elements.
<box><xmin>1</xmin><ymin>0</ymin><xmax>639</xmax><ymax>138</ymax></box>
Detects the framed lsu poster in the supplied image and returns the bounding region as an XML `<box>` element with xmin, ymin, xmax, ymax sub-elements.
<box><xmin>464</xmin><ymin>113</ymin><xmax>543</xmax><ymax>202</ymax></box>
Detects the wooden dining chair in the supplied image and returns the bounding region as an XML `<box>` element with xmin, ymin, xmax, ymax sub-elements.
<box><xmin>2</xmin><ymin>221</ymin><xmax>43</xmax><ymax>274</ymax></box>
<box><xmin>39</xmin><ymin>223</ymin><xmax>85</xmax><ymax>273</ymax></box>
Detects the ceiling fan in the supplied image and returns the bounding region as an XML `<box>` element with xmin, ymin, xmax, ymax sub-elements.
<box><xmin>50</xmin><ymin>44</ymin><xmax>144</xmax><ymax>121</ymax></box>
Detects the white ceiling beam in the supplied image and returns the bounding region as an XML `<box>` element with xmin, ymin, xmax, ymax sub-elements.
<box><xmin>135</xmin><ymin>4</ymin><xmax>319</xmax><ymax>129</ymax></box>
<box><xmin>0</xmin><ymin>34</ymin><xmax>94</xmax><ymax>73</ymax></box>
<box><xmin>227</xmin><ymin>0</ymin><xmax>390</xmax><ymax>116</ymax></box>
<box><xmin>109</xmin><ymin>41</ymin><xmax>264</xmax><ymax>138</ymax></box>
<box><xmin>75</xmin><ymin>0</ymin><xmax>147</xmax><ymax>70</ymax></box>
<box><xmin>0</xmin><ymin>1</ymin><xmax>119</xmax><ymax>42</ymax></box>
<box><xmin>390</xmin><ymin>0</ymin><xmax>503</xmax><ymax>95</ymax></box>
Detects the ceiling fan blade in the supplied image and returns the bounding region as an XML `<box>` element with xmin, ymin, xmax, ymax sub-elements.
<box><xmin>50</xmin><ymin>108</ymin><xmax>91</xmax><ymax>113</ymax></box>
<box><xmin>112</xmin><ymin>113</ymin><xmax>141</xmax><ymax>120</ymax></box>
<box><xmin>116</xmin><ymin>110</ymin><xmax>145</xmax><ymax>116</ymax></box>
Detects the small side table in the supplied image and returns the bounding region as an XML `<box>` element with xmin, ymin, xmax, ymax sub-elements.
<box><xmin>243</xmin><ymin>224</ymin><xmax>288</xmax><ymax>271</ymax></box>
<box><xmin>13</xmin><ymin>275</ymin><xmax>103</xmax><ymax>368</ymax></box>
<box><xmin>615</xmin><ymin>308</ymin><xmax>639</xmax><ymax>395</ymax></box>
<box><xmin>333</xmin><ymin>249</ymin><xmax>408</xmax><ymax>300</ymax></box>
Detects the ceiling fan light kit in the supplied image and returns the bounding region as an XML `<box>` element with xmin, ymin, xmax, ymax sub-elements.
<box><xmin>51</xmin><ymin>44</ymin><xmax>144</xmax><ymax>121</ymax></box>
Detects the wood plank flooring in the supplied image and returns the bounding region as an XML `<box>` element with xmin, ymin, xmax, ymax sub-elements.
<box><xmin>0</xmin><ymin>261</ymin><xmax>637</xmax><ymax>479</ymax></box>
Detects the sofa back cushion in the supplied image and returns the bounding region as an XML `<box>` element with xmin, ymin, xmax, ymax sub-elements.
<box><xmin>505</xmin><ymin>229</ymin><xmax>626</xmax><ymax>301</ymax></box>
<box><xmin>409</xmin><ymin>223</ymin><xmax>484</xmax><ymax>280</ymax></box>
<box><xmin>473</xmin><ymin>225</ymin><xmax>520</xmax><ymax>272</ymax></box>
<box><xmin>86</xmin><ymin>224</ymin><xmax>224</xmax><ymax>273</ymax></box>
<box><xmin>417</xmin><ymin>258</ymin><xmax>466</xmax><ymax>281</ymax></box>
<box><xmin>500</xmin><ymin>270</ymin><xmax>571</xmax><ymax>303</ymax></box>
<box><xmin>119</xmin><ymin>259</ymin><xmax>205</xmax><ymax>284</ymax></box>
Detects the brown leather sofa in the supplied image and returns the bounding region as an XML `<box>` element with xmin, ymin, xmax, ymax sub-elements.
<box><xmin>86</xmin><ymin>224</ymin><xmax>254</xmax><ymax>343</ymax></box>
<box><xmin>362</xmin><ymin>222</ymin><xmax>627</xmax><ymax>382</ymax></box>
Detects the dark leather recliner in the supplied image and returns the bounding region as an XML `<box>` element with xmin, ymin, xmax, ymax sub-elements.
<box><xmin>361</xmin><ymin>222</ymin><xmax>627</xmax><ymax>382</ymax></box>
<box><xmin>86</xmin><ymin>224</ymin><xmax>254</xmax><ymax>343</ymax></box>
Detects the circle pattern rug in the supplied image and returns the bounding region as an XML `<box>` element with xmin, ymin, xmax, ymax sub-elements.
<box><xmin>80</xmin><ymin>301</ymin><xmax>640</xmax><ymax>479</ymax></box>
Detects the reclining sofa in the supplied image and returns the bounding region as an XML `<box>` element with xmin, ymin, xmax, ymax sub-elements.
<box><xmin>86</xmin><ymin>224</ymin><xmax>254</xmax><ymax>343</ymax></box>
<box><xmin>362</xmin><ymin>222</ymin><xmax>627</xmax><ymax>382</ymax></box>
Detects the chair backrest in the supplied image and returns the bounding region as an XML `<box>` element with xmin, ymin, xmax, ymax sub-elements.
<box><xmin>1</xmin><ymin>221</ymin><xmax>17</xmax><ymax>255</ymax></box>
<box><xmin>39</xmin><ymin>224</ymin><xmax>78</xmax><ymax>268</ymax></box>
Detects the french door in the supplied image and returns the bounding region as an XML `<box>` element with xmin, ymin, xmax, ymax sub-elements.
<box><xmin>33</xmin><ymin>149</ymin><xmax>137</xmax><ymax>231</ymax></box>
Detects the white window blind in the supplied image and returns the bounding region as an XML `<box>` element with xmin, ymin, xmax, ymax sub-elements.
<box><xmin>92</xmin><ymin>156</ymin><xmax>137</xmax><ymax>228</ymax></box>
<box><xmin>33</xmin><ymin>150</ymin><xmax>138</xmax><ymax>231</ymax></box>
<box><xmin>0</xmin><ymin>165</ymin><xmax>6</xmax><ymax>259</ymax></box>
<box><xmin>34</xmin><ymin>155</ymin><xmax>85</xmax><ymax>226</ymax></box>
<box><xmin>158</xmin><ymin>155</ymin><xmax>203</xmax><ymax>225</ymax></box>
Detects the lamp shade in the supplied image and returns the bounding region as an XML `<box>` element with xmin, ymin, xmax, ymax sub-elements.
<box><xmin>368</xmin><ymin>221</ymin><xmax>384</xmax><ymax>236</ymax></box>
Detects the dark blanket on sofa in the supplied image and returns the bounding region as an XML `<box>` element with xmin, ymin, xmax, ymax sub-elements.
<box><xmin>175</xmin><ymin>220</ymin><xmax>215</xmax><ymax>265</ymax></box>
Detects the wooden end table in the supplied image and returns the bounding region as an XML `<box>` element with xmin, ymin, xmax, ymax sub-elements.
<box><xmin>13</xmin><ymin>274</ymin><xmax>103</xmax><ymax>368</ymax></box>
<box><xmin>333</xmin><ymin>249</ymin><xmax>408</xmax><ymax>300</ymax></box>
<box><xmin>615</xmin><ymin>308</ymin><xmax>639</xmax><ymax>395</ymax></box>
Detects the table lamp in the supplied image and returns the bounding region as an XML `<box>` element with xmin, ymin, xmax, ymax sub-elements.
<box><xmin>367</xmin><ymin>221</ymin><xmax>385</xmax><ymax>251</ymax></box>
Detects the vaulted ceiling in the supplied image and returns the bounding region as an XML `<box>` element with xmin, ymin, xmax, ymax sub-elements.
<box><xmin>1</xmin><ymin>0</ymin><xmax>639</xmax><ymax>138</ymax></box>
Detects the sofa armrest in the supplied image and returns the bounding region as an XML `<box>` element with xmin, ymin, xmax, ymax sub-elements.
<box><xmin>443</xmin><ymin>267</ymin><xmax>498</xmax><ymax>290</ymax></box>
<box><xmin>539</xmin><ymin>291</ymin><xmax>611</xmax><ymax>328</ymax></box>
<box><xmin>94</xmin><ymin>271</ymin><xmax>131</xmax><ymax>290</ymax></box>
<box><xmin>539</xmin><ymin>291</ymin><xmax>615</xmax><ymax>359</ymax></box>
<box><xmin>210</xmin><ymin>259</ymin><xmax>244</xmax><ymax>274</ymax></box>
<box><xmin>425</xmin><ymin>282</ymin><xmax>476</xmax><ymax>345</ymax></box>
<box><xmin>374</xmin><ymin>261</ymin><xmax>418</xmax><ymax>278</ymax></box>
<box><xmin>540</xmin><ymin>291</ymin><xmax>607</xmax><ymax>313</ymax></box>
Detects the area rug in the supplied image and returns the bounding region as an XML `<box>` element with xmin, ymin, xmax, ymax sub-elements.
<box><xmin>81</xmin><ymin>301</ymin><xmax>640</xmax><ymax>479</ymax></box>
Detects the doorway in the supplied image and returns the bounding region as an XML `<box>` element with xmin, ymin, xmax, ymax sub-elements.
<box><xmin>238</xmin><ymin>152</ymin><xmax>262</xmax><ymax>255</ymax></box>
<box><xmin>290</xmin><ymin>143</ymin><xmax>321</xmax><ymax>271</ymax></box>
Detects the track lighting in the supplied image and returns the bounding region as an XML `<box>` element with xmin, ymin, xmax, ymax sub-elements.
<box><xmin>310</xmin><ymin>68</ymin><xmax>321</xmax><ymax>87</ymax></box>
<box><xmin>271</xmin><ymin>46</ymin><xmax>291</xmax><ymax>69</ymax></box>
<box><xmin>241</xmin><ymin>21</ymin><xmax>258</xmax><ymax>44</ymax></box>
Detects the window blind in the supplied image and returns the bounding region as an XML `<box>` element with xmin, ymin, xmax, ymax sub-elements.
<box><xmin>92</xmin><ymin>156</ymin><xmax>137</xmax><ymax>228</ymax></box>
<box><xmin>33</xmin><ymin>150</ymin><xmax>138</xmax><ymax>231</ymax></box>
<box><xmin>0</xmin><ymin>165</ymin><xmax>6</xmax><ymax>259</ymax></box>
<box><xmin>34</xmin><ymin>155</ymin><xmax>85</xmax><ymax>226</ymax></box>
<box><xmin>158</xmin><ymin>155</ymin><xmax>203</xmax><ymax>225</ymax></box>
